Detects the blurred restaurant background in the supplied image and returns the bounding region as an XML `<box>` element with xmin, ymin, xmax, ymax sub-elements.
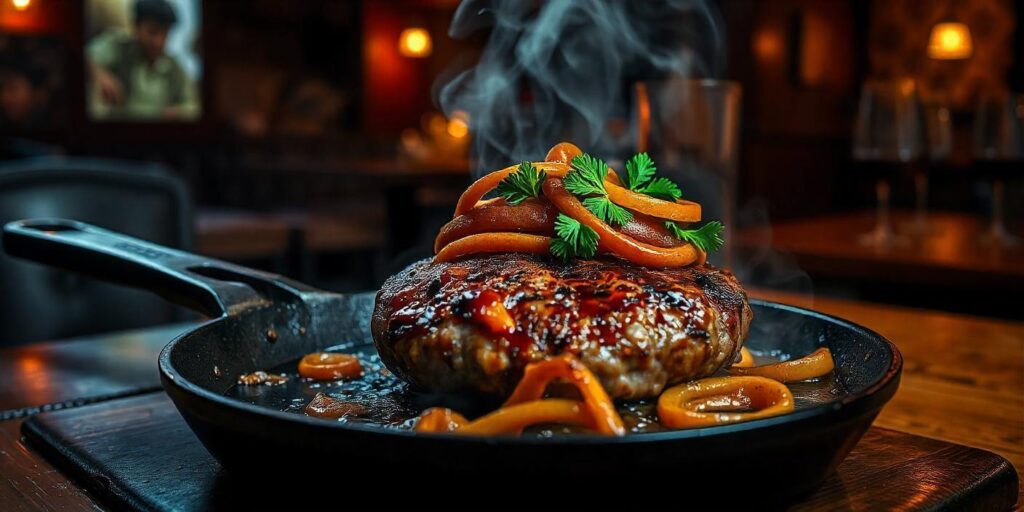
<box><xmin>0</xmin><ymin>0</ymin><xmax>1020</xmax><ymax>345</ymax></box>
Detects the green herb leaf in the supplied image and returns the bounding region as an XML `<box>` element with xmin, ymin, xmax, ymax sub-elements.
<box><xmin>564</xmin><ymin>153</ymin><xmax>631</xmax><ymax>226</ymax></box>
<box><xmin>582</xmin><ymin>196</ymin><xmax>633</xmax><ymax>226</ymax></box>
<box><xmin>639</xmin><ymin>177</ymin><xmax>682</xmax><ymax>201</ymax></box>
<box><xmin>494</xmin><ymin>162</ymin><xmax>546</xmax><ymax>205</ymax></box>
<box><xmin>665</xmin><ymin>220</ymin><xmax>725</xmax><ymax>252</ymax></box>
<box><xmin>564</xmin><ymin>154</ymin><xmax>608</xmax><ymax>197</ymax></box>
<box><xmin>551</xmin><ymin>214</ymin><xmax>599</xmax><ymax>261</ymax></box>
<box><xmin>623</xmin><ymin>152</ymin><xmax>657</xmax><ymax>191</ymax></box>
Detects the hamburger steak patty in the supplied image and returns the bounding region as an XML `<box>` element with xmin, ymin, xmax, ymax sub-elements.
<box><xmin>372</xmin><ymin>254</ymin><xmax>752</xmax><ymax>400</ymax></box>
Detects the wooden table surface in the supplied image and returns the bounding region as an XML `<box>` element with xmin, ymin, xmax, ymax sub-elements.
<box><xmin>753</xmin><ymin>288</ymin><xmax>1024</xmax><ymax>497</ymax></box>
<box><xmin>0</xmin><ymin>292</ymin><xmax>1021</xmax><ymax>509</ymax></box>
<box><xmin>0</xmin><ymin>323</ymin><xmax>194</xmax><ymax>420</ymax></box>
<box><xmin>736</xmin><ymin>210</ymin><xmax>1024</xmax><ymax>290</ymax></box>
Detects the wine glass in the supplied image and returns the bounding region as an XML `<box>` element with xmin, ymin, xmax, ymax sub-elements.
<box><xmin>902</xmin><ymin>102</ymin><xmax>952</xmax><ymax>235</ymax></box>
<box><xmin>973</xmin><ymin>91</ymin><xmax>1023</xmax><ymax>247</ymax></box>
<box><xmin>852</xmin><ymin>79</ymin><xmax>923</xmax><ymax>247</ymax></box>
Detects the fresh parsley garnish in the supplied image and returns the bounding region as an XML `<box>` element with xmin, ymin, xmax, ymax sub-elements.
<box><xmin>622</xmin><ymin>152</ymin><xmax>682</xmax><ymax>201</ymax></box>
<box><xmin>639</xmin><ymin>177</ymin><xmax>683</xmax><ymax>201</ymax></box>
<box><xmin>550</xmin><ymin>214</ymin><xmax>599</xmax><ymax>261</ymax></box>
<box><xmin>623</xmin><ymin>152</ymin><xmax>657</xmax><ymax>190</ymax></box>
<box><xmin>664</xmin><ymin>220</ymin><xmax>725</xmax><ymax>252</ymax></box>
<box><xmin>495</xmin><ymin>162</ymin><xmax>546</xmax><ymax>205</ymax></box>
<box><xmin>582</xmin><ymin>197</ymin><xmax>633</xmax><ymax>227</ymax></box>
<box><xmin>564</xmin><ymin>153</ymin><xmax>633</xmax><ymax>226</ymax></box>
<box><xmin>564</xmin><ymin>154</ymin><xmax>608</xmax><ymax>196</ymax></box>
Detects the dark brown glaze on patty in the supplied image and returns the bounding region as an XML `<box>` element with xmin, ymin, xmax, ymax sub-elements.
<box><xmin>372</xmin><ymin>254</ymin><xmax>751</xmax><ymax>400</ymax></box>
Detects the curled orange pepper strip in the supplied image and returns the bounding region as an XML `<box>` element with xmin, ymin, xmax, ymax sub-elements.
<box><xmin>438</xmin><ymin>233</ymin><xmax>557</xmax><ymax>262</ymax></box>
<box><xmin>605</xmin><ymin>181</ymin><xmax>702</xmax><ymax>222</ymax></box>
<box><xmin>412</xmin><ymin>355</ymin><xmax>625</xmax><ymax>436</ymax></box>
<box><xmin>453</xmin><ymin>141</ymin><xmax>623</xmax><ymax>216</ymax></box>
<box><xmin>731</xmin><ymin>347</ymin><xmax>835</xmax><ymax>382</ymax></box>
<box><xmin>454</xmin><ymin>162</ymin><xmax>570</xmax><ymax>217</ymax></box>
<box><xmin>458</xmin><ymin>399</ymin><xmax>593</xmax><ymax>435</ymax></box>
<box><xmin>503</xmin><ymin>355</ymin><xmax>625</xmax><ymax>436</ymax></box>
<box><xmin>414</xmin><ymin>407</ymin><xmax>468</xmax><ymax>433</ymax></box>
<box><xmin>734</xmin><ymin>347</ymin><xmax>755</xmax><ymax>368</ymax></box>
<box><xmin>434</xmin><ymin>232</ymin><xmax>552</xmax><ymax>263</ymax></box>
<box><xmin>658</xmin><ymin>376</ymin><xmax>794</xmax><ymax>429</ymax></box>
<box><xmin>545</xmin><ymin>141</ymin><xmax>583</xmax><ymax>163</ymax></box>
<box><xmin>434</xmin><ymin>199</ymin><xmax>556</xmax><ymax>253</ymax></box>
<box><xmin>543</xmin><ymin>177</ymin><xmax>703</xmax><ymax>267</ymax></box>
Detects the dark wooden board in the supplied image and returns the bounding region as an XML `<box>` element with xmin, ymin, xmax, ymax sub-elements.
<box><xmin>21</xmin><ymin>392</ymin><xmax>1019</xmax><ymax>511</ymax></box>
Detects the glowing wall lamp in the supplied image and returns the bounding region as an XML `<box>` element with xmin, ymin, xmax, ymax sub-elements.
<box><xmin>11</xmin><ymin>0</ymin><xmax>31</xmax><ymax>10</ymax></box>
<box><xmin>399</xmin><ymin>27</ymin><xmax>432</xmax><ymax>58</ymax></box>
<box><xmin>927</xmin><ymin>22</ymin><xmax>972</xmax><ymax>60</ymax></box>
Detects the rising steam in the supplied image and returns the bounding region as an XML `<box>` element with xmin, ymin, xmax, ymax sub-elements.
<box><xmin>436</xmin><ymin>0</ymin><xmax>812</xmax><ymax>296</ymax></box>
<box><xmin>439</xmin><ymin>0</ymin><xmax>723</xmax><ymax>174</ymax></box>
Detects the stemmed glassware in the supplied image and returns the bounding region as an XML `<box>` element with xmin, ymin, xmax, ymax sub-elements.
<box><xmin>903</xmin><ymin>102</ymin><xmax>952</xmax><ymax>234</ymax></box>
<box><xmin>973</xmin><ymin>91</ymin><xmax>1023</xmax><ymax>247</ymax></box>
<box><xmin>852</xmin><ymin>79</ymin><xmax>923</xmax><ymax>247</ymax></box>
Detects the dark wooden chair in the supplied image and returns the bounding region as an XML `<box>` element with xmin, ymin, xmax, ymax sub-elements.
<box><xmin>0</xmin><ymin>156</ymin><xmax>193</xmax><ymax>345</ymax></box>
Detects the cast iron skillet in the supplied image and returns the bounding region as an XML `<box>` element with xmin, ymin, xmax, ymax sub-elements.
<box><xmin>3</xmin><ymin>219</ymin><xmax>901</xmax><ymax>502</ymax></box>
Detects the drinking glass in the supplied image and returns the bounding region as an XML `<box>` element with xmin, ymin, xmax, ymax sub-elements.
<box><xmin>973</xmin><ymin>91</ymin><xmax>1023</xmax><ymax>247</ymax></box>
<box><xmin>634</xmin><ymin>79</ymin><xmax>741</xmax><ymax>267</ymax></box>
<box><xmin>852</xmin><ymin>79</ymin><xmax>924</xmax><ymax>247</ymax></box>
<box><xmin>902</xmin><ymin>102</ymin><xmax>952</xmax><ymax>234</ymax></box>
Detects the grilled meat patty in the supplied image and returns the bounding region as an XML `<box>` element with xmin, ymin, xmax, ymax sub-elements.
<box><xmin>372</xmin><ymin>254</ymin><xmax>752</xmax><ymax>400</ymax></box>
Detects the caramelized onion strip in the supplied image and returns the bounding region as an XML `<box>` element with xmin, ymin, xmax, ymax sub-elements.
<box><xmin>733</xmin><ymin>347</ymin><xmax>756</xmax><ymax>368</ymax></box>
<box><xmin>545</xmin><ymin>141</ymin><xmax>583</xmax><ymax>163</ymax></box>
<box><xmin>434</xmin><ymin>199</ymin><xmax>557</xmax><ymax>253</ymax></box>
<box><xmin>434</xmin><ymin>232</ymin><xmax>552</xmax><ymax>262</ymax></box>
<box><xmin>414</xmin><ymin>407</ymin><xmax>469</xmax><ymax>433</ymax></box>
<box><xmin>298</xmin><ymin>352</ymin><xmax>363</xmax><ymax>381</ymax></box>
<box><xmin>605</xmin><ymin>182</ymin><xmax>702</xmax><ymax>222</ymax></box>
<box><xmin>503</xmin><ymin>355</ymin><xmax>625</xmax><ymax>436</ymax></box>
<box><xmin>543</xmin><ymin>177</ymin><xmax>703</xmax><ymax>267</ymax></box>
<box><xmin>658</xmin><ymin>376</ymin><xmax>794</xmax><ymax>429</ymax></box>
<box><xmin>454</xmin><ymin>162</ymin><xmax>570</xmax><ymax>216</ymax></box>
<box><xmin>458</xmin><ymin>399</ymin><xmax>594</xmax><ymax>435</ymax></box>
<box><xmin>730</xmin><ymin>347</ymin><xmax>835</xmax><ymax>382</ymax></box>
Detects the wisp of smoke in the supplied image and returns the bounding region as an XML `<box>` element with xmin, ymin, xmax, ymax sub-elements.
<box><xmin>436</xmin><ymin>0</ymin><xmax>813</xmax><ymax>299</ymax></box>
<box><xmin>439</xmin><ymin>0</ymin><xmax>722</xmax><ymax>175</ymax></box>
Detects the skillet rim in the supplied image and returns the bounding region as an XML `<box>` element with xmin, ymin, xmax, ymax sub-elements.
<box><xmin>158</xmin><ymin>298</ymin><xmax>903</xmax><ymax>445</ymax></box>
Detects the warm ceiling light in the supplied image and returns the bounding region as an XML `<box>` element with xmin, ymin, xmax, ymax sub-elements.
<box><xmin>11</xmin><ymin>0</ymin><xmax>31</xmax><ymax>10</ymax></box>
<box><xmin>399</xmin><ymin>27</ymin><xmax>432</xmax><ymax>58</ymax></box>
<box><xmin>927</xmin><ymin>22</ymin><xmax>973</xmax><ymax>60</ymax></box>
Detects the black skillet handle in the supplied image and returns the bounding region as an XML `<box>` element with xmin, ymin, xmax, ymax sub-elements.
<box><xmin>2</xmin><ymin>218</ymin><xmax>312</xmax><ymax>318</ymax></box>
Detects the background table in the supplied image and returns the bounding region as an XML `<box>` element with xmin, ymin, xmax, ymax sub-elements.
<box><xmin>737</xmin><ymin>210</ymin><xmax>1024</xmax><ymax>291</ymax></box>
<box><xmin>0</xmin><ymin>293</ymin><xmax>1021</xmax><ymax>509</ymax></box>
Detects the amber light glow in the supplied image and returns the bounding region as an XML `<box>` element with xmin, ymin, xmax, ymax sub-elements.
<box><xmin>399</xmin><ymin>27</ymin><xmax>432</xmax><ymax>58</ymax></box>
<box><xmin>447</xmin><ymin>110</ymin><xmax>469</xmax><ymax>138</ymax></box>
<box><xmin>11</xmin><ymin>0</ymin><xmax>31</xmax><ymax>11</ymax></box>
<box><xmin>927</xmin><ymin>22</ymin><xmax>973</xmax><ymax>60</ymax></box>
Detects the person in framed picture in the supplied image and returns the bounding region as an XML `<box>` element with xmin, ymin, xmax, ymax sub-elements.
<box><xmin>87</xmin><ymin>0</ymin><xmax>198</xmax><ymax>120</ymax></box>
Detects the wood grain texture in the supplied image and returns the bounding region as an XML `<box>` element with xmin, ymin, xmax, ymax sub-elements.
<box><xmin>0</xmin><ymin>419</ymin><xmax>100</xmax><ymax>511</ymax></box>
<box><xmin>737</xmin><ymin>210</ymin><xmax>1024</xmax><ymax>290</ymax></box>
<box><xmin>753</xmin><ymin>288</ymin><xmax>1024</xmax><ymax>500</ymax></box>
<box><xmin>17</xmin><ymin>392</ymin><xmax>1020</xmax><ymax>511</ymax></box>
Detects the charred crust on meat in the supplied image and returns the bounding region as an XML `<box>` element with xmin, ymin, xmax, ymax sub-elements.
<box><xmin>372</xmin><ymin>253</ymin><xmax>752</xmax><ymax>399</ymax></box>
